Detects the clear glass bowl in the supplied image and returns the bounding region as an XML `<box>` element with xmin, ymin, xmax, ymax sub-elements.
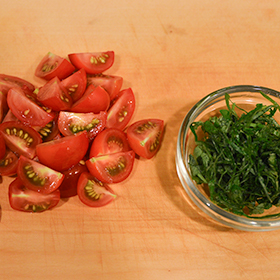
<box><xmin>176</xmin><ymin>85</ymin><xmax>280</xmax><ymax>231</ymax></box>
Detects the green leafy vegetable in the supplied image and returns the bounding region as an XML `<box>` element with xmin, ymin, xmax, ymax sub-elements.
<box><xmin>189</xmin><ymin>92</ymin><xmax>280</xmax><ymax>216</ymax></box>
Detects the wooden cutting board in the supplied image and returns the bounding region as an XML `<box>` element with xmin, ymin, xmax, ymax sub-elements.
<box><xmin>1</xmin><ymin>0</ymin><xmax>280</xmax><ymax>279</ymax></box>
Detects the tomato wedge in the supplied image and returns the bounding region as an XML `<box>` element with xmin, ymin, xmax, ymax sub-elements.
<box><xmin>70</xmin><ymin>85</ymin><xmax>110</xmax><ymax>114</ymax></box>
<box><xmin>9</xmin><ymin>177</ymin><xmax>60</xmax><ymax>212</ymax></box>
<box><xmin>7</xmin><ymin>87</ymin><xmax>55</xmax><ymax>127</ymax></box>
<box><xmin>36</xmin><ymin>131</ymin><xmax>89</xmax><ymax>171</ymax></box>
<box><xmin>106</xmin><ymin>88</ymin><xmax>135</xmax><ymax>131</ymax></box>
<box><xmin>58</xmin><ymin>111</ymin><xmax>107</xmax><ymax>141</ymax></box>
<box><xmin>37</xmin><ymin>77</ymin><xmax>73</xmax><ymax>111</ymax></box>
<box><xmin>0</xmin><ymin>148</ymin><xmax>19</xmax><ymax>176</ymax></box>
<box><xmin>86</xmin><ymin>150</ymin><xmax>135</xmax><ymax>184</ymax></box>
<box><xmin>0</xmin><ymin>92</ymin><xmax>8</xmax><ymax>122</ymax></box>
<box><xmin>68</xmin><ymin>51</ymin><xmax>114</xmax><ymax>74</ymax></box>
<box><xmin>127</xmin><ymin>119</ymin><xmax>164</xmax><ymax>159</ymax></box>
<box><xmin>35</xmin><ymin>52</ymin><xmax>75</xmax><ymax>80</ymax></box>
<box><xmin>0</xmin><ymin>121</ymin><xmax>42</xmax><ymax>159</ymax></box>
<box><xmin>77</xmin><ymin>172</ymin><xmax>116</xmax><ymax>207</ymax></box>
<box><xmin>61</xmin><ymin>68</ymin><xmax>87</xmax><ymax>102</ymax></box>
<box><xmin>17</xmin><ymin>155</ymin><xmax>64</xmax><ymax>194</ymax></box>
<box><xmin>59</xmin><ymin>161</ymin><xmax>88</xmax><ymax>198</ymax></box>
<box><xmin>87</xmin><ymin>74</ymin><xmax>123</xmax><ymax>100</ymax></box>
<box><xmin>89</xmin><ymin>128</ymin><xmax>130</xmax><ymax>157</ymax></box>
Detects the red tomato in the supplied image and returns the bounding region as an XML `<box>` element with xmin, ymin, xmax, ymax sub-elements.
<box><xmin>58</xmin><ymin>111</ymin><xmax>107</xmax><ymax>141</ymax></box>
<box><xmin>7</xmin><ymin>87</ymin><xmax>55</xmax><ymax>127</ymax></box>
<box><xmin>106</xmin><ymin>88</ymin><xmax>135</xmax><ymax>131</ymax></box>
<box><xmin>59</xmin><ymin>161</ymin><xmax>88</xmax><ymax>198</ymax></box>
<box><xmin>89</xmin><ymin>128</ymin><xmax>130</xmax><ymax>158</ymax></box>
<box><xmin>9</xmin><ymin>177</ymin><xmax>60</xmax><ymax>212</ymax></box>
<box><xmin>87</xmin><ymin>74</ymin><xmax>123</xmax><ymax>100</ymax></box>
<box><xmin>36</xmin><ymin>131</ymin><xmax>89</xmax><ymax>171</ymax></box>
<box><xmin>17</xmin><ymin>155</ymin><xmax>64</xmax><ymax>194</ymax></box>
<box><xmin>127</xmin><ymin>119</ymin><xmax>164</xmax><ymax>159</ymax></box>
<box><xmin>77</xmin><ymin>172</ymin><xmax>116</xmax><ymax>207</ymax></box>
<box><xmin>35</xmin><ymin>52</ymin><xmax>75</xmax><ymax>80</ymax></box>
<box><xmin>86</xmin><ymin>150</ymin><xmax>135</xmax><ymax>184</ymax></box>
<box><xmin>2</xmin><ymin>110</ymin><xmax>18</xmax><ymax>123</ymax></box>
<box><xmin>37</xmin><ymin>77</ymin><xmax>73</xmax><ymax>111</ymax></box>
<box><xmin>0</xmin><ymin>133</ymin><xmax>6</xmax><ymax>159</ymax></box>
<box><xmin>0</xmin><ymin>74</ymin><xmax>35</xmax><ymax>96</ymax></box>
<box><xmin>0</xmin><ymin>149</ymin><xmax>19</xmax><ymax>176</ymax></box>
<box><xmin>0</xmin><ymin>92</ymin><xmax>8</xmax><ymax>122</ymax></box>
<box><xmin>70</xmin><ymin>85</ymin><xmax>110</xmax><ymax>114</ymax></box>
<box><xmin>0</xmin><ymin>121</ymin><xmax>42</xmax><ymax>159</ymax></box>
<box><xmin>68</xmin><ymin>51</ymin><xmax>114</xmax><ymax>74</ymax></box>
<box><xmin>61</xmin><ymin>68</ymin><xmax>87</xmax><ymax>102</ymax></box>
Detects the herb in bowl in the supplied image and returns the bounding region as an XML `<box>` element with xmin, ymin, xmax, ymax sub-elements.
<box><xmin>189</xmin><ymin>92</ymin><xmax>280</xmax><ymax>216</ymax></box>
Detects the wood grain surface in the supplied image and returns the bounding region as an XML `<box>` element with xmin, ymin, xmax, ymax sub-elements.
<box><xmin>1</xmin><ymin>1</ymin><xmax>280</xmax><ymax>279</ymax></box>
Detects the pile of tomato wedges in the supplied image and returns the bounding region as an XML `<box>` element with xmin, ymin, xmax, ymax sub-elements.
<box><xmin>0</xmin><ymin>51</ymin><xmax>164</xmax><ymax>212</ymax></box>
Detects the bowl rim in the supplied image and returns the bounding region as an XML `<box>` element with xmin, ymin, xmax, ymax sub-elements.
<box><xmin>176</xmin><ymin>85</ymin><xmax>280</xmax><ymax>231</ymax></box>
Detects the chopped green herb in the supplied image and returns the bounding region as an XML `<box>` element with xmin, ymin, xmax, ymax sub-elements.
<box><xmin>189</xmin><ymin>92</ymin><xmax>280</xmax><ymax>216</ymax></box>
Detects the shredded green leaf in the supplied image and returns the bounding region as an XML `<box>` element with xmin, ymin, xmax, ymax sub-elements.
<box><xmin>189</xmin><ymin>92</ymin><xmax>280</xmax><ymax>216</ymax></box>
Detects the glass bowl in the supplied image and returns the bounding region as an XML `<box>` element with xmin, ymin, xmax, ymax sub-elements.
<box><xmin>176</xmin><ymin>85</ymin><xmax>280</xmax><ymax>231</ymax></box>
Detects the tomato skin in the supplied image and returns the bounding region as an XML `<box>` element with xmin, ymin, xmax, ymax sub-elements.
<box><xmin>37</xmin><ymin>77</ymin><xmax>73</xmax><ymax>111</ymax></box>
<box><xmin>126</xmin><ymin>119</ymin><xmax>164</xmax><ymax>159</ymax></box>
<box><xmin>61</xmin><ymin>68</ymin><xmax>87</xmax><ymax>102</ymax></box>
<box><xmin>35</xmin><ymin>52</ymin><xmax>75</xmax><ymax>80</ymax></box>
<box><xmin>0</xmin><ymin>92</ymin><xmax>8</xmax><ymax>122</ymax></box>
<box><xmin>9</xmin><ymin>177</ymin><xmax>60</xmax><ymax>212</ymax></box>
<box><xmin>0</xmin><ymin>133</ymin><xmax>6</xmax><ymax>159</ymax></box>
<box><xmin>87</xmin><ymin>74</ymin><xmax>123</xmax><ymax>100</ymax></box>
<box><xmin>17</xmin><ymin>155</ymin><xmax>64</xmax><ymax>194</ymax></box>
<box><xmin>77</xmin><ymin>172</ymin><xmax>116</xmax><ymax>207</ymax></box>
<box><xmin>68</xmin><ymin>51</ymin><xmax>114</xmax><ymax>74</ymax></box>
<box><xmin>89</xmin><ymin>128</ymin><xmax>130</xmax><ymax>158</ymax></box>
<box><xmin>59</xmin><ymin>161</ymin><xmax>88</xmax><ymax>198</ymax></box>
<box><xmin>70</xmin><ymin>85</ymin><xmax>110</xmax><ymax>114</ymax></box>
<box><xmin>86</xmin><ymin>150</ymin><xmax>135</xmax><ymax>184</ymax></box>
<box><xmin>0</xmin><ymin>121</ymin><xmax>42</xmax><ymax>159</ymax></box>
<box><xmin>58</xmin><ymin>111</ymin><xmax>107</xmax><ymax>141</ymax></box>
<box><xmin>0</xmin><ymin>149</ymin><xmax>18</xmax><ymax>176</ymax></box>
<box><xmin>36</xmin><ymin>131</ymin><xmax>89</xmax><ymax>171</ymax></box>
<box><xmin>7</xmin><ymin>87</ymin><xmax>55</xmax><ymax>127</ymax></box>
<box><xmin>106</xmin><ymin>88</ymin><xmax>135</xmax><ymax>131</ymax></box>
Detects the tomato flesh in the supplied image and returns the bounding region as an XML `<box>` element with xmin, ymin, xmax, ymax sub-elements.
<box><xmin>89</xmin><ymin>128</ymin><xmax>130</xmax><ymax>157</ymax></box>
<box><xmin>17</xmin><ymin>155</ymin><xmax>64</xmax><ymax>194</ymax></box>
<box><xmin>35</xmin><ymin>52</ymin><xmax>75</xmax><ymax>80</ymax></box>
<box><xmin>86</xmin><ymin>150</ymin><xmax>135</xmax><ymax>183</ymax></box>
<box><xmin>36</xmin><ymin>131</ymin><xmax>89</xmax><ymax>171</ymax></box>
<box><xmin>0</xmin><ymin>133</ymin><xmax>6</xmax><ymax>159</ymax></box>
<box><xmin>0</xmin><ymin>149</ymin><xmax>18</xmax><ymax>176</ymax></box>
<box><xmin>0</xmin><ymin>92</ymin><xmax>8</xmax><ymax>122</ymax></box>
<box><xmin>77</xmin><ymin>172</ymin><xmax>116</xmax><ymax>207</ymax></box>
<box><xmin>68</xmin><ymin>51</ymin><xmax>114</xmax><ymax>74</ymax></box>
<box><xmin>58</xmin><ymin>111</ymin><xmax>107</xmax><ymax>141</ymax></box>
<box><xmin>9</xmin><ymin>177</ymin><xmax>60</xmax><ymax>212</ymax></box>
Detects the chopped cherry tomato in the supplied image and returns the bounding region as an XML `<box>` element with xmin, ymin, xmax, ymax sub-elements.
<box><xmin>106</xmin><ymin>88</ymin><xmax>135</xmax><ymax>131</ymax></box>
<box><xmin>9</xmin><ymin>177</ymin><xmax>60</xmax><ymax>212</ymax></box>
<box><xmin>2</xmin><ymin>110</ymin><xmax>19</xmax><ymax>123</ymax></box>
<box><xmin>0</xmin><ymin>133</ymin><xmax>6</xmax><ymax>159</ymax></box>
<box><xmin>68</xmin><ymin>51</ymin><xmax>114</xmax><ymax>74</ymax></box>
<box><xmin>35</xmin><ymin>52</ymin><xmax>75</xmax><ymax>80</ymax></box>
<box><xmin>0</xmin><ymin>121</ymin><xmax>42</xmax><ymax>159</ymax></box>
<box><xmin>61</xmin><ymin>68</ymin><xmax>87</xmax><ymax>102</ymax></box>
<box><xmin>59</xmin><ymin>161</ymin><xmax>88</xmax><ymax>198</ymax></box>
<box><xmin>36</xmin><ymin>131</ymin><xmax>89</xmax><ymax>171</ymax></box>
<box><xmin>58</xmin><ymin>111</ymin><xmax>107</xmax><ymax>141</ymax></box>
<box><xmin>86</xmin><ymin>150</ymin><xmax>135</xmax><ymax>184</ymax></box>
<box><xmin>127</xmin><ymin>119</ymin><xmax>164</xmax><ymax>159</ymax></box>
<box><xmin>89</xmin><ymin>128</ymin><xmax>130</xmax><ymax>158</ymax></box>
<box><xmin>70</xmin><ymin>85</ymin><xmax>110</xmax><ymax>114</ymax></box>
<box><xmin>37</xmin><ymin>77</ymin><xmax>73</xmax><ymax>111</ymax></box>
<box><xmin>17</xmin><ymin>155</ymin><xmax>64</xmax><ymax>194</ymax></box>
<box><xmin>0</xmin><ymin>74</ymin><xmax>35</xmax><ymax>96</ymax></box>
<box><xmin>7</xmin><ymin>87</ymin><xmax>55</xmax><ymax>127</ymax></box>
<box><xmin>77</xmin><ymin>172</ymin><xmax>116</xmax><ymax>207</ymax></box>
<box><xmin>87</xmin><ymin>74</ymin><xmax>123</xmax><ymax>100</ymax></box>
<box><xmin>0</xmin><ymin>92</ymin><xmax>8</xmax><ymax>122</ymax></box>
<box><xmin>0</xmin><ymin>148</ymin><xmax>19</xmax><ymax>176</ymax></box>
